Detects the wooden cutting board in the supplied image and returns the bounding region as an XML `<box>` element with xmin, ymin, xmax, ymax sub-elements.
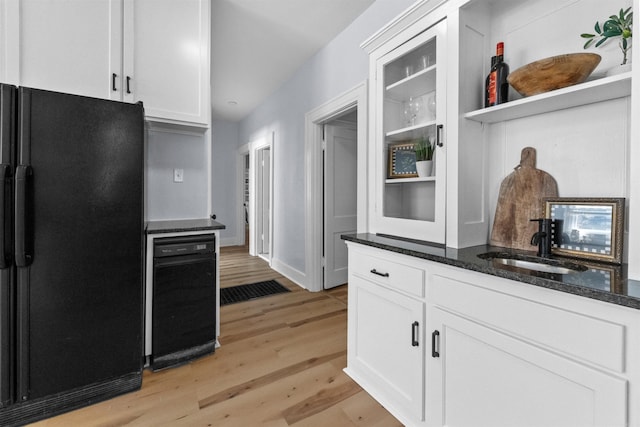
<box><xmin>490</xmin><ymin>147</ymin><xmax>558</xmax><ymax>251</ymax></box>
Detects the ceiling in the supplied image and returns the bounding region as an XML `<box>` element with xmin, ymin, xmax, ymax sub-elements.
<box><xmin>211</xmin><ymin>0</ymin><xmax>376</xmax><ymax>122</ymax></box>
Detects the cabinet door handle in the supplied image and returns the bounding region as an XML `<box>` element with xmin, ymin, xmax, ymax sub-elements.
<box><xmin>370</xmin><ymin>269</ymin><xmax>389</xmax><ymax>278</ymax></box>
<box><xmin>126</xmin><ymin>76</ymin><xmax>132</xmax><ymax>94</ymax></box>
<box><xmin>0</xmin><ymin>164</ymin><xmax>10</xmax><ymax>268</ymax></box>
<box><xmin>436</xmin><ymin>124</ymin><xmax>444</xmax><ymax>147</ymax></box>
<box><xmin>412</xmin><ymin>321</ymin><xmax>419</xmax><ymax>347</ymax></box>
<box><xmin>432</xmin><ymin>330</ymin><xmax>440</xmax><ymax>357</ymax></box>
<box><xmin>112</xmin><ymin>73</ymin><xmax>117</xmax><ymax>91</ymax></box>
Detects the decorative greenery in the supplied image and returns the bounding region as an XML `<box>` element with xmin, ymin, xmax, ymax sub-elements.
<box><xmin>415</xmin><ymin>137</ymin><xmax>434</xmax><ymax>161</ymax></box>
<box><xmin>581</xmin><ymin>7</ymin><xmax>632</xmax><ymax>65</ymax></box>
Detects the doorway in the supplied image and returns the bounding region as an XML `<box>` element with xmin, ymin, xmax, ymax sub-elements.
<box><xmin>323</xmin><ymin>114</ymin><xmax>357</xmax><ymax>288</ymax></box>
<box><xmin>239</xmin><ymin>133</ymin><xmax>274</xmax><ymax>263</ymax></box>
<box><xmin>304</xmin><ymin>82</ymin><xmax>368</xmax><ymax>292</ymax></box>
<box><xmin>255</xmin><ymin>146</ymin><xmax>271</xmax><ymax>260</ymax></box>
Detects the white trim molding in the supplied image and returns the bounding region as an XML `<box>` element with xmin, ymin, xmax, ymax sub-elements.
<box><xmin>304</xmin><ymin>81</ymin><xmax>368</xmax><ymax>292</ymax></box>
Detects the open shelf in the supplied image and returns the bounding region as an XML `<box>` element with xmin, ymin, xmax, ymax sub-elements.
<box><xmin>464</xmin><ymin>72</ymin><xmax>631</xmax><ymax>123</ymax></box>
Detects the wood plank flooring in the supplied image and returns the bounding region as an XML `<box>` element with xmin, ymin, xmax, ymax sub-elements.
<box><xmin>30</xmin><ymin>245</ymin><xmax>401</xmax><ymax>426</ymax></box>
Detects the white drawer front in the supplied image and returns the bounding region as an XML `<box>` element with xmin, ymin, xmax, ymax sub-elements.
<box><xmin>430</xmin><ymin>273</ymin><xmax>626</xmax><ymax>373</ymax></box>
<box><xmin>349</xmin><ymin>247</ymin><xmax>425</xmax><ymax>297</ymax></box>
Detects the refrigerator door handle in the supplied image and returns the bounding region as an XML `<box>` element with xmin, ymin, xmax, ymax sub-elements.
<box><xmin>15</xmin><ymin>165</ymin><xmax>34</xmax><ymax>267</ymax></box>
<box><xmin>0</xmin><ymin>164</ymin><xmax>10</xmax><ymax>268</ymax></box>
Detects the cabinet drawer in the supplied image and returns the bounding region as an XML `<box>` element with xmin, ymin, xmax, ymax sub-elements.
<box><xmin>430</xmin><ymin>273</ymin><xmax>626</xmax><ymax>373</ymax></box>
<box><xmin>349</xmin><ymin>247</ymin><xmax>425</xmax><ymax>297</ymax></box>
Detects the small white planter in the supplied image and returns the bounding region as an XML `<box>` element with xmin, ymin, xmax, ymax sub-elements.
<box><xmin>416</xmin><ymin>160</ymin><xmax>433</xmax><ymax>177</ymax></box>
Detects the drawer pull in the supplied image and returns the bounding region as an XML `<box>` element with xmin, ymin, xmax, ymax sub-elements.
<box><xmin>411</xmin><ymin>321</ymin><xmax>419</xmax><ymax>347</ymax></box>
<box><xmin>370</xmin><ymin>269</ymin><xmax>389</xmax><ymax>278</ymax></box>
<box><xmin>432</xmin><ymin>330</ymin><xmax>440</xmax><ymax>358</ymax></box>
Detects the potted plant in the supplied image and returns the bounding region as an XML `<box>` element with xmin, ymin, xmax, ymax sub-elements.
<box><xmin>581</xmin><ymin>7</ymin><xmax>632</xmax><ymax>68</ymax></box>
<box><xmin>414</xmin><ymin>136</ymin><xmax>434</xmax><ymax>177</ymax></box>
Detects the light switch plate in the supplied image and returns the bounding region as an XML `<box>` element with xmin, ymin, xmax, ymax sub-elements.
<box><xmin>173</xmin><ymin>168</ymin><xmax>184</xmax><ymax>183</ymax></box>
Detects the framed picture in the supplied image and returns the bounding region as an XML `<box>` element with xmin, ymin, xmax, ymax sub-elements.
<box><xmin>388</xmin><ymin>142</ymin><xmax>417</xmax><ymax>178</ymax></box>
<box><xmin>543</xmin><ymin>197</ymin><xmax>625</xmax><ymax>264</ymax></box>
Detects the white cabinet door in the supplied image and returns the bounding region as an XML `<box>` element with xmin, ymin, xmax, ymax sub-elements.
<box><xmin>347</xmin><ymin>275</ymin><xmax>425</xmax><ymax>422</ymax></box>
<box><xmin>126</xmin><ymin>0</ymin><xmax>210</xmax><ymax>126</ymax></box>
<box><xmin>427</xmin><ymin>307</ymin><xmax>627</xmax><ymax>427</ymax></box>
<box><xmin>370</xmin><ymin>19</ymin><xmax>447</xmax><ymax>244</ymax></box>
<box><xmin>13</xmin><ymin>0</ymin><xmax>122</xmax><ymax>100</ymax></box>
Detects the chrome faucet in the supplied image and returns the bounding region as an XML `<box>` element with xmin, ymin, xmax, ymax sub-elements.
<box><xmin>530</xmin><ymin>218</ymin><xmax>553</xmax><ymax>258</ymax></box>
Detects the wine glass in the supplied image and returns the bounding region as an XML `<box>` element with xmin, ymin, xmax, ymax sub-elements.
<box><xmin>427</xmin><ymin>93</ymin><xmax>436</xmax><ymax>120</ymax></box>
<box><xmin>403</xmin><ymin>99</ymin><xmax>413</xmax><ymax>126</ymax></box>
<box><xmin>411</xmin><ymin>97</ymin><xmax>423</xmax><ymax>126</ymax></box>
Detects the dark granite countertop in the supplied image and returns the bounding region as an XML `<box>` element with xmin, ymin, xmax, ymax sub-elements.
<box><xmin>342</xmin><ymin>233</ymin><xmax>640</xmax><ymax>310</ymax></box>
<box><xmin>146</xmin><ymin>218</ymin><xmax>226</xmax><ymax>234</ymax></box>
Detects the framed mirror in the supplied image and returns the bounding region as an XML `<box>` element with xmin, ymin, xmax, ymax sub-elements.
<box><xmin>544</xmin><ymin>197</ymin><xmax>625</xmax><ymax>264</ymax></box>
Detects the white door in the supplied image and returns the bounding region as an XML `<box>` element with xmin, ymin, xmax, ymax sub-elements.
<box><xmin>324</xmin><ymin>123</ymin><xmax>357</xmax><ymax>288</ymax></box>
<box><xmin>257</xmin><ymin>147</ymin><xmax>271</xmax><ymax>257</ymax></box>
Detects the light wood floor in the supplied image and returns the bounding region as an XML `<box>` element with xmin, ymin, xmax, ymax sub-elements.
<box><xmin>30</xmin><ymin>245</ymin><xmax>401</xmax><ymax>426</ymax></box>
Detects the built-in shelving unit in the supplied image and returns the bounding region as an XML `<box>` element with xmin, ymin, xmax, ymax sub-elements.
<box><xmin>368</xmin><ymin>19</ymin><xmax>447</xmax><ymax>240</ymax></box>
<box><xmin>465</xmin><ymin>72</ymin><xmax>631</xmax><ymax>123</ymax></box>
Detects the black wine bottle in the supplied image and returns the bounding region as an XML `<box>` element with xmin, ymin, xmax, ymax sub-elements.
<box><xmin>484</xmin><ymin>55</ymin><xmax>496</xmax><ymax>107</ymax></box>
<box><xmin>487</xmin><ymin>42</ymin><xmax>509</xmax><ymax>106</ymax></box>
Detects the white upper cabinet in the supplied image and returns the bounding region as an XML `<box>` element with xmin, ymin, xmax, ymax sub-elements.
<box><xmin>3</xmin><ymin>0</ymin><xmax>210</xmax><ymax>128</ymax></box>
<box><xmin>11</xmin><ymin>0</ymin><xmax>122</xmax><ymax>101</ymax></box>
<box><xmin>368</xmin><ymin>19</ymin><xmax>448</xmax><ymax>244</ymax></box>
<box><xmin>125</xmin><ymin>0</ymin><xmax>210</xmax><ymax>127</ymax></box>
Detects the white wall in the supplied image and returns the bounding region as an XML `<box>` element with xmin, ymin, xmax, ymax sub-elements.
<box><xmin>211</xmin><ymin>119</ymin><xmax>240</xmax><ymax>243</ymax></box>
<box><xmin>235</xmin><ymin>0</ymin><xmax>415</xmax><ymax>278</ymax></box>
<box><xmin>146</xmin><ymin>126</ymin><xmax>210</xmax><ymax>220</ymax></box>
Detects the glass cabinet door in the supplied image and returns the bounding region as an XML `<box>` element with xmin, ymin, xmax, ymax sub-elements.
<box><xmin>373</xmin><ymin>20</ymin><xmax>447</xmax><ymax>243</ymax></box>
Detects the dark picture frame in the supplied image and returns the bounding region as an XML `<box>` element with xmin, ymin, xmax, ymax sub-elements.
<box><xmin>543</xmin><ymin>197</ymin><xmax>625</xmax><ymax>264</ymax></box>
<box><xmin>388</xmin><ymin>142</ymin><xmax>417</xmax><ymax>178</ymax></box>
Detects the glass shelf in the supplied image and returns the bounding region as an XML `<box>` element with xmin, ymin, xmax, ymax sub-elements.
<box><xmin>386</xmin><ymin>176</ymin><xmax>436</xmax><ymax>184</ymax></box>
<box><xmin>386</xmin><ymin>65</ymin><xmax>437</xmax><ymax>100</ymax></box>
<box><xmin>464</xmin><ymin>72</ymin><xmax>631</xmax><ymax>123</ymax></box>
<box><xmin>386</xmin><ymin>120</ymin><xmax>436</xmax><ymax>141</ymax></box>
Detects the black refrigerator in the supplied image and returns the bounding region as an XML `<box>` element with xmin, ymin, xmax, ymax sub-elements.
<box><xmin>0</xmin><ymin>85</ymin><xmax>144</xmax><ymax>426</ymax></box>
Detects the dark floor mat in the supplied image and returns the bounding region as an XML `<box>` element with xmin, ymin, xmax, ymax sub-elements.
<box><xmin>220</xmin><ymin>280</ymin><xmax>291</xmax><ymax>306</ymax></box>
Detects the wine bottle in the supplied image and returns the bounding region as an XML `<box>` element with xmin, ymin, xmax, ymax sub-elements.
<box><xmin>484</xmin><ymin>55</ymin><xmax>496</xmax><ymax>108</ymax></box>
<box><xmin>487</xmin><ymin>42</ymin><xmax>510</xmax><ymax>106</ymax></box>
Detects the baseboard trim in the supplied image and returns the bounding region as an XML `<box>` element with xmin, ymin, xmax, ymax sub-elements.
<box><xmin>270</xmin><ymin>258</ymin><xmax>307</xmax><ymax>290</ymax></box>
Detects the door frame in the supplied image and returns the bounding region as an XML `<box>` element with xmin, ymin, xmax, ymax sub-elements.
<box><xmin>304</xmin><ymin>81</ymin><xmax>368</xmax><ymax>292</ymax></box>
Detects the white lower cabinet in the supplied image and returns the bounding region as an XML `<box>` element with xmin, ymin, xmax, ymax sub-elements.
<box><xmin>345</xmin><ymin>242</ymin><xmax>637</xmax><ymax>427</ymax></box>
<box><xmin>346</xmin><ymin>248</ymin><xmax>426</xmax><ymax>423</ymax></box>
<box><xmin>427</xmin><ymin>307</ymin><xmax>626</xmax><ymax>427</ymax></box>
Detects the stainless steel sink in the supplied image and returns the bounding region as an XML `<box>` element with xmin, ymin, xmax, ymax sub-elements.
<box><xmin>478</xmin><ymin>252</ymin><xmax>588</xmax><ymax>275</ymax></box>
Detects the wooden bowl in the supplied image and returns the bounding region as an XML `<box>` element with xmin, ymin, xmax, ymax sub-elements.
<box><xmin>507</xmin><ymin>53</ymin><xmax>601</xmax><ymax>97</ymax></box>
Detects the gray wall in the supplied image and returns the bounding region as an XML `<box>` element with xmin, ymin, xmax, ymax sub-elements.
<box><xmin>146</xmin><ymin>127</ymin><xmax>209</xmax><ymax>220</ymax></box>
<box><xmin>211</xmin><ymin>119</ymin><xmax>240</xmax><ymax>242</ymax></box>
<box><xmin>232</xmin><ymin>0</ymin><xmax>415</xmax><ymax>277</ymax></box>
